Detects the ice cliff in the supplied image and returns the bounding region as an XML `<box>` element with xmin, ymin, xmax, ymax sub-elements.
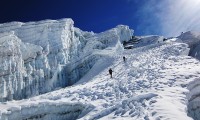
<box><xmin>177</xmin><ymin>31</ymin><xmax>200</xmax><ymax>60</ymax></box>
<box><xmin>0</xmin><ymin>19</ymin><xmax>133</xmax><ymax>101</ymax></box>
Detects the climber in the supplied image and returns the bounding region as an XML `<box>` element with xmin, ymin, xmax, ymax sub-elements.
<box><xmin>109</xmin><ymin>68</ymin><xmax>113</xmax><ymax>78</ymax></box>
<box><xmin>123</xmin><ymin>56</ymin><xmax>126</xmax><ymax>62</ymax></box>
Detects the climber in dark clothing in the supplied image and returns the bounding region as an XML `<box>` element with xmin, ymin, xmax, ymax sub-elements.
<box><xmin>109</xmin><ymin>68</ymin><xmax>113</xmax><ymax>78</ymax></box>
<box><xmin>123</xmin><ymin>56</ymin><xmax>126</xmax><ymax>62</ymax></box>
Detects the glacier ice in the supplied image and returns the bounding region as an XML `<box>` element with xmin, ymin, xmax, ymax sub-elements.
<box><xmin>0</xmin><ymin>19</ymin><xmax>133</xmax><ymax>101</ymax></box>
<box><xmin>177</xmin><ymin>31</ymin><xmax>200</xmax><ymax>60</ymax></box>
<box><xmin>2</xmin><ymin>18</ymin><xmax>200</xmax><ymax>120</ymax></box>
<box><xmin>0</xmin><ymin>101</ymin><xmax>90</xmax><ymax>120</ymax></box>
<box><xmin>0</xmin><ymin>29</ymin><xmax>200</xmax><ymax>120</ymax></box>
<box><xmin>187</xmin><ymin>78</ymin><xmax>200</xmax><ymax>120</ymax></box>
<box><xmin>133</xmin><ymin>35</ymin><xmax>164</xmax><ymax>48</ymax></box>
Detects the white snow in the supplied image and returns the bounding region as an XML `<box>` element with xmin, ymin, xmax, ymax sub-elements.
<box><xmin>0</xmin><ymin>19</ymin><xmax>133</xmax><ymax>102</ymax></box>
<box><xmin>0</xmin><ymin>19</ymin><xmax>200</xmax><ymax>120</ymax></box>
<box><xmin>1</xmin><ymin>39</ymin><xmax>200</xmax><ymax>119</ymax></box>
<box><xmin>133</xmin><ymin>35</ymin><xmax>164</xmax><ymax>48</ymax></box>
<box><xmin>177</xmin><ymin>31</ymin><xmax>200</xmax><ymax>60</ymax></box>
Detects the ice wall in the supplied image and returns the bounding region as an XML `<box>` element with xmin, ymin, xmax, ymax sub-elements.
<box><xmin>0</xmin><ymin>19</ymin><xmax>133</xmax><ymax>101</ymax></box>
<box><xmin>178</xmin><ymin>31</ymin><xmax>200</xmax><ymax>60</ymax></box>
<box><xmin>0</xmin><ymin>19</ymin><xmax>81</xmax><ymax>101</ymax></box>
<box><xmin>187</xmin><ymin>78</ymin><xmax>200</xmax><ymax>120</ymax></box>
<box><xmin>0</xmin><ymin>32</ymin><xmax>24</xmax><ymax>101</ymax></box>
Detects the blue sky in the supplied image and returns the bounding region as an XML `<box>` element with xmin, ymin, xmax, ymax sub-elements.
<box><xmin>0</xmin><ymin>0</ymin><xmax>200</xmax><ymax>37</ymax></box>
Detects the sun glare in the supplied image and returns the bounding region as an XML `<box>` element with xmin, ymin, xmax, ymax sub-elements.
<box><xmin>161</xmin><ymin>0</ymin><xmax>200</xmax><ymax>36</ymax></box>
<box><xmin>185</xmin><ymin>0</ymin><xmax>200</xmax><ymax>7</ymax></box>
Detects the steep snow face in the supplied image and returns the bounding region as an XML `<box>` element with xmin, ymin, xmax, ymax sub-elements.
<box><xmin>0</xmin><ymin>19</ymin><xmax>133</xmax><ymax>101</ymax></box>
<box><xmin>178</xmin><ymin>31</ymin><xmax>200</xmax><ymax>59</ymax></box>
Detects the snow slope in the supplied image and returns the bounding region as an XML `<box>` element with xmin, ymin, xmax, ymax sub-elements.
<box><xmin>1</xmin><ymin>18</ymin><xmax>200</xmax><ymax>120</ymax></box>
<box><xmin>0</xmin><ymin>40</ymin><xmax>200</xmax><ymax>120</ymax></box>
<box><xmin>0</xmin><ymin>19</ymin><xmax>132</xmax><ymax>101</ymax></box>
